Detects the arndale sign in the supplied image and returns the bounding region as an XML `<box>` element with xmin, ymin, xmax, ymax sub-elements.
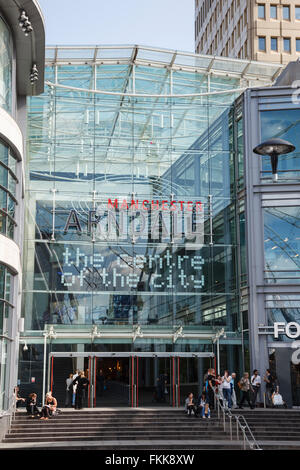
<box><xmin>63</xmin><ymin>198</ymin><xmax>205</xmax><ymax>243</ymax></box>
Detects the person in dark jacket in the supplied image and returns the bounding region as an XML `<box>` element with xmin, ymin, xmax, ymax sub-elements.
<box><xmin>26</xmin><ymin>393</ymin><xmax>40</xmax><ymax>417</ymax></box>
<box><xmin>72</xmin><ymin>370</ymin><xmax>89</xmax><ymax>410</ymax></box>
<box><xmin>96</xmin><ymin>369</ymin><xmax>105</xmax><ymax>397</ymax></box>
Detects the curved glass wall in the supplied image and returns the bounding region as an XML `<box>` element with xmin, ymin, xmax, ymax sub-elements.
<box><xmin>0</xmin><ymin>140</ymin><xmax>18</xmax><ymax>239</ymax></box>
<box><xmin>0</xmin><ymin>16</ymin><xmax>12</xmax><ymax>113</ymax></box>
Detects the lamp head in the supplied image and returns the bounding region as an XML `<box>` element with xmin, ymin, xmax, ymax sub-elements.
<box><xmin>253</xmin><ymin>138</ymin><xmax>295</xmax><ymax>156</ymax></box>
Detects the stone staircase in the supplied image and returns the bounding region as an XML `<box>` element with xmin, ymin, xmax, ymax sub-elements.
<box><xmin>1</xmin><ymin>408</ymin><xmax>240</xmax><ymax>450</ymax></box>
<box><xmin>231</xmin><ymin>409</ymin><xmax>300</xmax><ymax>450</ymax></box>
<box><xmin>3</xmin><ymin>408</ymin><xmax>299</xmax><ymax>450</ymax></box>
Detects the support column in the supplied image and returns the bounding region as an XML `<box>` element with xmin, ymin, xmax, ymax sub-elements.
<box><xmin>274</xmin><ymin>348</ymin><xmax>293</xmax><ymax>408</ymax></box>
<box><xmin>76</xmin><ymin>344</ymin><xmax>84</xmax><ymax>371</ymax></box>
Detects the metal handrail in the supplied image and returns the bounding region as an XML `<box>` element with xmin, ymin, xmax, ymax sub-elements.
<box><xmin>213</xmin><ymin>389</ymin><xmax>262</xmax><ymax>450</ymax></box>
<box><xmin>0</xmin><ymin>394</ymin><xmax>17</xmax><ymax>434</ymax></box>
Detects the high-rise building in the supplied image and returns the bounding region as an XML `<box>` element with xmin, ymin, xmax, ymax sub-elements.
<box><xmin>195</xmin><ymin>0</ymin><xmax>300</xmax><ymax>64</ymax></box>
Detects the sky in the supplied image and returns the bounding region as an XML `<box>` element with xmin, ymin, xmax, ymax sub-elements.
<box><xmin>38</xmin><ymin>0</ymin><xmax>195</xmax><ymax>52</ymax></box>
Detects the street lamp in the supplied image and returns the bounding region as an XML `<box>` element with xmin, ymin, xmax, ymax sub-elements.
<box><xmin>213</xmin><ymin>328</ymin><xmax>226</xmax><ymax>375</ymax></box>
<box><xmin>253</xmin><ymin>138</ymin><xmax>295</xmax><ymax>182</ymax></box>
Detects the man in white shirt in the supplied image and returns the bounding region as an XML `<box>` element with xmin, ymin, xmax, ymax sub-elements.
<box><xmin>251</xmin><ymin>369</ymin><xmax>261</xmax><ymax>408</ymax></box>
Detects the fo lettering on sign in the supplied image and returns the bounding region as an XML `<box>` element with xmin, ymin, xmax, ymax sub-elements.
<box><xmin>274</xmin><ymin>322</ymin><xmax>300</xmax><ymax>339</ymax></box>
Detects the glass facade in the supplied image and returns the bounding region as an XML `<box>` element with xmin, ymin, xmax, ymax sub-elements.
<box><xmin>0</xmin><ymin>16</ymin><xmax>12</xmax><ymax>113</ymax></box>
<box><xmin>24</xmin><ymin>56</ymin><xmax>245</xmax><ymax>337</ymax></box>
<box><xmin>0</xmin><ymin>140</ymin><xmax>18</xmax><ymax>239</ymax></box>
<box><xmin>18</xmin><ymin>46</ymin><xmax>281</xmax><ymax>405</ymax></box>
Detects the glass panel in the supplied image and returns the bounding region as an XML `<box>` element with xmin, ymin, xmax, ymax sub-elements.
<box><xmin>284</xmin><ymin>38</ymin><xmax>291</xmax><ymax>52</ymax></box>
<box><xmin>264</xmin><ymin>207</ymin><xmax>300</xmax><ymax>284</ymax></box>
<box><xmin>258</xmin><ymin>4</ymin><xmax>265</xmax><ymax>18</ymax></box>
<box><xmin>283</xmin><ymin>6</ymin><xmax>290</xmax><ymax>20</ymax></box>
<box><xmin>0</xmin><ymin>16</ymin><xmax>12</xmax><ymax>112</ymax></box>
<box><xmin>271</xmin><ymin>37</ymin><xmax>278</xmax><ymax>51</ymax></box>
<box><xmin>259</xmin><ymin>37</ymin><xmax>266</xmax><ymax>51</ymax></box>
<box><xmin>260</xmin><ymin>109</ymin><xmax>300</xmax><ymax>176</ymax></box>
<box><xmin>270</xmin><ymin>5</ymin><xmax>277</xmax><ymax>19</ymax></box>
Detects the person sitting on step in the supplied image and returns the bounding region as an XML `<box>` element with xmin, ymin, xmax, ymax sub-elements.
<box><xmin>186</xmin><ymin>392</ymin><xmax>197</xmax><ymax>417</ymax></box>
<box><xmin>40</xmin><ymin>391</ymin><xmax>57</xmax><ymax>420</ymax></box>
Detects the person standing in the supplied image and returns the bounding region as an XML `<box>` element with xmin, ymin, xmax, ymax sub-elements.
<box><xmin>221</xmin><ymin>370</ymin><xmax>232</xmax><ymax>409</ymax></box>
<box><xmin>230</xmin><ymin>372</ymin><xmax>239</xmax><ymax>409</ymax></box>
<box><xmin>251</xmin><ymin>369</ymin><xmax>261</xmax><ymax>408</ymax></box>
<box><xmin>156</xmin><ymin>371</ymin><xmax>168</xmax><ymax>403</ymax></box>
<box><xmin>263</xmin><ymin>369</ymin><xmax>275</xmax><ymax>407</ymax></box>
<box><xmin>72</xmin><ymin>369</ymin><xmax>79</xmax><ymax>407</ymax></box>
<box><xmin>238</xmin><ymin>372</ymin><xmax>254</xmax><ymax>409</ymax></box>
<box><xmin>96</xmin><ymin>369</ymin><xmax>105</xmax><ymax>397</ymax></box>
<box><xmin>72</xmin><ymin>370</ymin><xmax>89</xmax><ymax>410</ymax></box>
<box><xmin>205</xmin><ymin>368</ymin><xmax>216</xmax><ymax>413</ymax></box>
<box><xmin>65</xmin><ymin>373</ymin><xmax>73</xmax><ymax>407</ymax></box>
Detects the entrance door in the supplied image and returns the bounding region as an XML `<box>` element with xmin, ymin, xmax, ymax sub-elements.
<box><xmin>93</xmin><ymin>356</ymin><xmax>130</xmax><ymax>407</ymax></box>
<box><xmin>48</xmin><ymin>352</ymin><xmax>215</xmax><ymax>408</ymax></box>
<box><xmin>137</xmin><ymin>356</ymin><xmax>177</xmax><ymax>406</ymax></box>
<box><xmin>50</xmin><ymin>356</ymin><xmax>92</xmax><ymax>408</ymax></box>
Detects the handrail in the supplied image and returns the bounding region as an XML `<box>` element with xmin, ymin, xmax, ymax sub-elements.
<box><xmin>0</xmin><ymin>394</ymin><xmax>16</xmax><ymax>435</ymax></box>
<box><xmin>213</xmin><ymin>389</ymin><xmax>262</xmax><ymax>450</ymax></box>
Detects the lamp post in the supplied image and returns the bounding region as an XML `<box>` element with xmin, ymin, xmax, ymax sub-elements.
<box><xmin>253</xmin><ymin>138</ymin><xmax>295</xmax><ymax>182</ymax></box>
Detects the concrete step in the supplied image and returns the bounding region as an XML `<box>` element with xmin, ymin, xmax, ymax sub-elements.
<box><xmin>3</xmin><ymin>433</ymin><xmax>230</xmax><ymax>443</ymax></box>
<box><xmin>0</xmin><ymin>439</ymin><xmax>243</xmax><ymax>450</ymax></box>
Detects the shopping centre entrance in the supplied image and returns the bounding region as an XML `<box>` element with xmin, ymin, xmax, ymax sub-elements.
<box><xmin>49</xmin><ymin>352</ymin><xmax>215</xmax><ymax>408</ymax></box>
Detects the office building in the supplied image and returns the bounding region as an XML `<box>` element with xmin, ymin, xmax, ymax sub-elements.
<box><xmin>195</xmin><ymin>0</ymin><xmax>300</xmax><ymax>64</ymax></box>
